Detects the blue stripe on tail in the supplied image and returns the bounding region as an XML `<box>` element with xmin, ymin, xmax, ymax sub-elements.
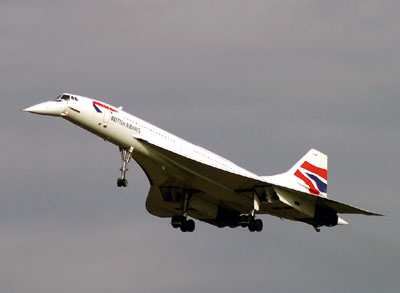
<box><xmin>306</xmin><ymin>173</ymin><xmax>327</xmax><ymax>193</ymax></box>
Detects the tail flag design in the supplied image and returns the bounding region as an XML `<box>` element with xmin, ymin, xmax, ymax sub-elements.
<box><xmin>294</xmin><ymin>161</ymin><xmax>328</xmax><ymax>195</ymax></box>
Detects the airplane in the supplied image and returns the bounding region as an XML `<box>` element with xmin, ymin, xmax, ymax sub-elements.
<box><xmin>24</xmin><ymin>93</ymin><xmax>382</xmax><ymax>232</ymax></box>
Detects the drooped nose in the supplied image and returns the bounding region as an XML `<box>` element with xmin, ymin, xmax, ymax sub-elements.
<box><xmin>23</xmin><ymin>101</ymin><xmax>67</xmax><ymax>116</ymax></box>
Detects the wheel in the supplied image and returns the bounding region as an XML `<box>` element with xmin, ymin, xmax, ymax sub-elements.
<box><xmin>255</xmin><ymin>219</ymin><xmax>263</xmax><ymax>232</ymax></box>
<box><xmin>180</xmin><ymin>219</ymin><xmax>188</xmax><ymax>232</ymax></box>
<box><xmin>239</xmin><ymin>215</ymin><xmax>248</xmax><ymax>228</ymax></box>
<box><xmin>186</xmin><ymin>219</ymin><xmax>195</xmax><ymax>232</ymax></box>
<box><xmin>171</xmin><ymin>215</ymin><xmax>182</xmax><ymax>228</ymax></box>
<box><xmin>117</xmin><ymin>178</ymin><xmax>123</xmax><ymax>187</ymax></box>
<box><xmin>248</xmin><ymin>219</ymin><xmax>256</xmax><ymax>232</ymax></box>
<box><xmin>122</xmin><ymin>178</ymin><xmax>128</xmax><ymax>187</ymax></box>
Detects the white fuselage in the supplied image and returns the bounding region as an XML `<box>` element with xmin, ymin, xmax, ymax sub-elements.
<box><xmin>64</xmin><ymin>94</ymin><xmax>261</xmax><ymax>181</ymax></box>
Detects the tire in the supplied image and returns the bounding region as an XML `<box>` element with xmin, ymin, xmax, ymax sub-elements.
<box><xmin>117</xmin><ymin>178</ymin><xmax>123</xmax><ymax>187</ymax></box>
<box><xmin>255</xmin><ymin>219</ymin><xmax>263</xmax><ymax>232</ymax></box>
<box><xmin>180</xmin><ymin>220</ymin><xmax>188</xmax><ymax>232</ymax></box>
<box><xmin>248</xmin><ymin>219</ymin><xmax>256</xmax><ymax>232</ymax></box>
<box><xmin>171</xmin><ymin>216</ymin><xmax>181</xmax><ymax>228</ymax></box>
<box><xmin>239</xmin><ymin>215</ymin><xmax>249</xmax><ymax>227</ymax></box>
<box><xmin>186</xmin><ymin>219</ymin><xmax>195</xmax><ymax>232</ymax></box>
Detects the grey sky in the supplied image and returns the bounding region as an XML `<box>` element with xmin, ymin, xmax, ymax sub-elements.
<box><xmin>1</xmin><ymin>1</ymin><xmax>399</xmax><ymax>292</ymax></box>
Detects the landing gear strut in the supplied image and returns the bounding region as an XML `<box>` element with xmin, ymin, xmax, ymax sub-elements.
<box><xmin>117</xmin><ymin>146</ymin><xmax>134</xmax><ymax>187</ymax></box>
<box><xmin>170</xmin><ymin>190</ymin><xmax>196</xmax><ymax>232</ymax></box>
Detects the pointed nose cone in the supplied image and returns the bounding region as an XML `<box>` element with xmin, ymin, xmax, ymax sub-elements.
<box><xmin>23</xmin><ymin>103</ymin><xmax>46</xmax><ymax>113</ymax></box>
<box><xmin>337</xmin><ymin>217</ymin><xmax>348</xmax><ymax>225</ymax></box>
<box><xmin>24</xmin><ymin>101</ymin><xmax>67</xmax><ymax>116</ymax></box>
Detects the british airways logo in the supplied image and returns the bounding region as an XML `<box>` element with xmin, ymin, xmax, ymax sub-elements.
<box><xmin>92</xmin><ymin>101</ymin><xmax>118</xmax><ymax>113</ymax></box>
<box><xmin>294</xmin><ymin>161</ymin><xmax>327</xmax><ymax>195</ymax></box>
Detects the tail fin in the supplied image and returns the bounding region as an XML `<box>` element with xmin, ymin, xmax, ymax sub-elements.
<box><xmin>288</xmin><ymin>149</ymin><xmax>328</xmax><ymax>196</ymax></box>
<box><xmin>263</xmin><ymin>149</ymin><xmax>328</xmax><ymax>197</ymax></box>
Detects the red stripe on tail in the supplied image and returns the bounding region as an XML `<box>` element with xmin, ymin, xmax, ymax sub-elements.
<box><xmin>300</xmin><ymin>161</ymin><xmax>327</xmax><ymax>180</ymax></box>
<box><xmin>294</xmin><ymin>170</ymin><xmax>320</xmax><ymax>195</ymax></box>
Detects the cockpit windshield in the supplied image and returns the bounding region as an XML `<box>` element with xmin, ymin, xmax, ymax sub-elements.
<box><xmin>55</xmin><ymin>94</ymin><xmax>70</xmax><ymax>101</ymax></box>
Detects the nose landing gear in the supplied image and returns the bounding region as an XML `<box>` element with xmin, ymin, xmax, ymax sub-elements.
<box><xmin>117</xmin><ymin>178</ymin><xmax>128</xmax><ymax>187</ymax></box>
<box><xmin>117</xmin><ymin>146</ymin><xmax>134</xmax><ymax>187</ymax></box>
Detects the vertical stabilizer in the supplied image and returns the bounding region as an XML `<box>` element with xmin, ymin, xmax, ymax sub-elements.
<box><xmin>263</xmin><ymin>149</ymin><xmax>328</xmax><ymax>197</ymax></box>
<box><xmin>289</xmin><ymin>149</ymin><xmax>328</xmax><ymax>196</ymax></box>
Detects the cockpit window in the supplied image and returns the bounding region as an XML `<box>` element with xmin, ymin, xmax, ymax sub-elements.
<box><xmin>55</xmin><ymin>94</ymin><xmax>70</xmax><ymax>101</ymax></box>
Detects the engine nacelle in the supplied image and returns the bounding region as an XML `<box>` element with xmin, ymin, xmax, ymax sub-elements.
<box><xmin>314</xmin><ymin>205</ymin><xmax>339</xmax><ymax>227</ymax></box>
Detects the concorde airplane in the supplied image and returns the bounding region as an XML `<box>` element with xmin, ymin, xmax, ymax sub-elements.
<box><xmin>24</xmin><ymin>93</ymin><xmax>382</xmax><ymax>232</ymax></box>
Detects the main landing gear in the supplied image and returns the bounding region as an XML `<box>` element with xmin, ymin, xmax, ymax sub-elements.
<box><xmin>171</xmin><ymin>215</ymin><xmax>195</xmax><ymax>232</ymax></box>
<box><xmin>237</xmin><ymin>192</ymin><xmax>263</xmax><ymax>232</ymax></box>
<box><xmin>170</xmin><ymin>190</ymin><xmax>196</xmax><ymax>232</ymax></box>
<box><xmin>117</xmin><ymin>146</ymin><xmax>134</xmax><ymax>187</ymax></box>
<box><xmin>239</xmin><ymin>215</ymin><xmax>263</xmax><ymax>232</ymax></box>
